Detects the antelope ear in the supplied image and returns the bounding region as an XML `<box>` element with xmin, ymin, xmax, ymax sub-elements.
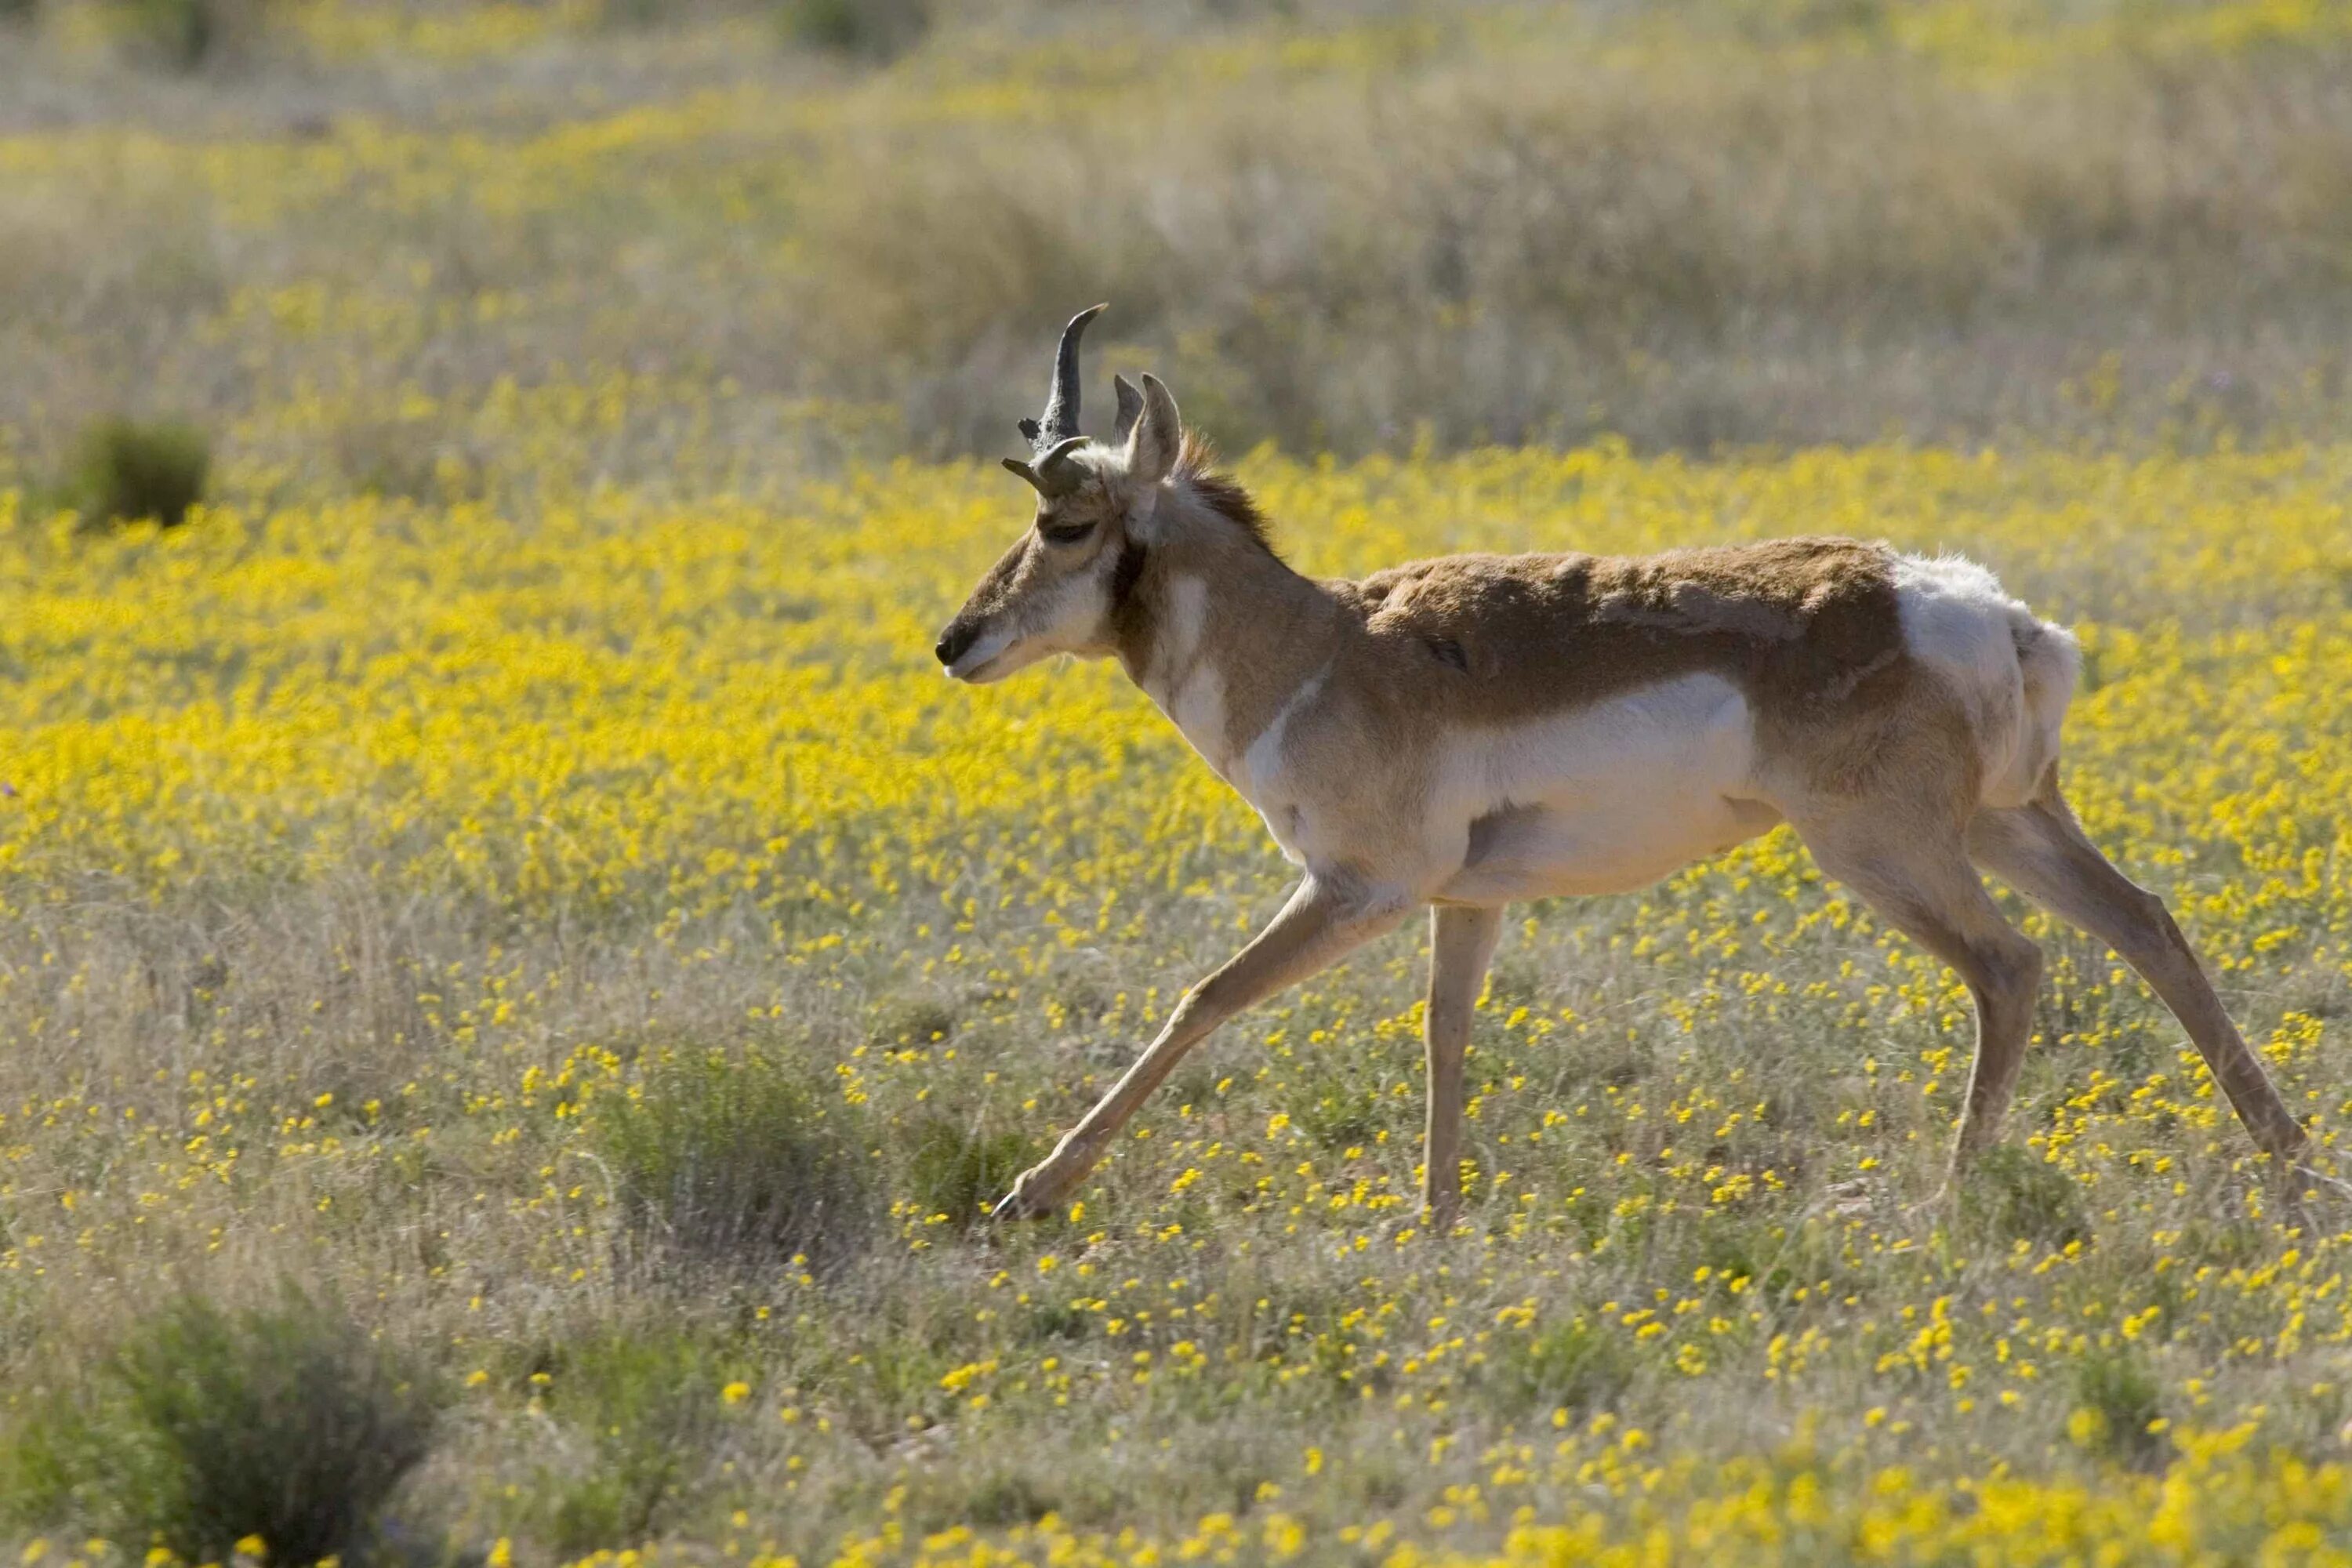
<box><xmin>1125</xmin><ymin>373</ymin><xmax>1181</xmax><ymax>486</ymax></box>
<box><xmin>1111</xmin><ymin>375</ymin><xmax>1144</xmax><ymax>442</ymax></box>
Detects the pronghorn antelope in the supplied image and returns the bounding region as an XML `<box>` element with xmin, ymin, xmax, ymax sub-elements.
<box><xmin>937</xmin><ymin>305</ymin><xmax>2308</xmax><ymax>1225</ymax></box>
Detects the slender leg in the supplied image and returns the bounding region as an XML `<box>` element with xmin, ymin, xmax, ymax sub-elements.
<box><xmin>995</xmin><ymin>871</ymin><xmax>1414</xmax><ymax>1219</ymax></box>
<box><xmin>1794</xmin><ymin>810</ymin><xmax>2045</xmax><ymax>1165</ymax></box>
<box><xmin>1968</xmin><ymin>783</ymin><xmax>2304</xmax><ymax>1157</ymax></box>
<box><xmin>1424</xmin><ymin>904</ymin><xmax>1503</xmax><ymax>1229</ymax></box>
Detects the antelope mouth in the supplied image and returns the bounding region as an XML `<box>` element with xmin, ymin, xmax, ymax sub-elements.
<box><xmin>944</xmin><ymin>628</ymin><xmax>1016</xmax><ymax>683</ymax></box>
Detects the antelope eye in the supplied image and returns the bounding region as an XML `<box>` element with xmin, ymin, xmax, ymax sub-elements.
<box><xmin>1040</xmin><ymin>518</ymin><xmax>1096</xmax><ymax>545</ymax></box>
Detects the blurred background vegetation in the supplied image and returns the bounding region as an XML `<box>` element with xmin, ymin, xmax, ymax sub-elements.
<box><xmin>5</xmin><ymin>0</ymin><xmax>2351</xmax><ymax>503</ymax></box>
<box><xmin>12</xmin><ymin>6</ymin><xmax>2352</xmax><ymax>1559</ymax></box>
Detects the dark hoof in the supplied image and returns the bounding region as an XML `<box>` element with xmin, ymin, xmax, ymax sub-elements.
<box><xmin>989</xmin><ymin>1187</ymin><xmax>1051</xmax><ymax>1222</ymax></box>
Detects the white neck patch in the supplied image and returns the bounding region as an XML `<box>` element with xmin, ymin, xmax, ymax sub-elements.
<box><xmin>1140</xmin><ymin>574</ymin><xmax>1232</xmax><ymax>775</ymax></box>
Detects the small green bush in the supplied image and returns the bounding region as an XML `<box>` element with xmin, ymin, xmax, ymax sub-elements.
<box><xmin>114</xmin><ymin>0</ymin><xmax>245</xmax><ymax>67</ymax></box>
<box><xmin>1962</xmin><ymin>1142</ymin><xmax>2088</xmax><ymax>1249</ymax></box>
<box><xmin>1490</xmin><ymin>1317</ymin><xmax>1635</xmax><ymax>1417</ymax></box>
<box><xmin>1290</xmin><ymin>1080</ymin><xmax>1387</xmax><ymax>1151</ymax></box>
<box><xmin>902</xmin><ymin>1465</ymin><xmax>1065</xmax><ymax>1534</ymax></box>
<box><xmin>0</xmin><ymin>1385</ymin><xmax>103</xmax><ymax>1530</ymax></box>
<box><xmin>778</xmin><ymin>0</ymin><xmax>927</xmax><ymax>60</ymax></box>
<box><xmin>906</xmin><ymin>1115</ymin><xmax>1034</xmax><ymax>1225</ymax></box>
<box><xmin>67</xmin><ymin>417</ymin><xmax>212</xmax><ymax>528</ymax></box>
<box><xmin>536</xmin><ymin>1333</ymin><xmax>737</xmax><ymax>1553</ymax></box>
<box><xmin>16</xmin><ymin>1287</ymin><xmax>440</xmax><ymax>1563</ymax></box>
<box><xmin>869</xmin><ymin>996</ymin><xmax>955</xmax><ymax>1048</ymax></box>
<box><xmin>2072</xmin><ymin>1346</ymin><xmax>2165</xmax><ymax>1467</ymax></box>
<box><xmin>594</xmin><ymin>1045</ymin><xmax>875</xmax><ymax>1272</ymax></box>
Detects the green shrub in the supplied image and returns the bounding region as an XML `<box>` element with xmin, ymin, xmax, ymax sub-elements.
<box><xmin>1490</xmin><ymin>1317</ymin><xmax>1635</xmax><ymax>1417</ymax></box>
<box><xmin>778</xmin><ymin>0</ymin><xmax>927</xmax><ymax>60</ymax></box>
<box><xmin>113</xmin><ymin>0</ymin><xmax>252</xmax><ymax>67</ymax></box>
<box><xmin>593</xmin><ymin>1045</ymin><xmax>874</xmax><ymax>1272</ymax></box>
<box><xmin>869</xmin><ymin>996</ymin><xmax>955</xmax><ymax>1048</ymax></box>
<box><xmin>66</xmin><ymin>417</ymin><xmax>211</xmax><ymax>528</ymax></box>
<box><xmin>1962</xmin><ymin>1142</ymin><xmax>2088</xmax><ymax>1250</ymax></box>
<box><xmin>535</xmin><ymin>1333</ymin><xmax>738</xmax><ymax>1553</ymax></box>
<box><xmin>905</xmin><ymin>1114</ymin><xmax>1034</xmax><ymax>1225</ymax></box>
<box><xmin>15</xmin><ymin>1287</ymin><xmax>440</xmax><ymax>1563</ymax></box>
<box><xmin>0</xmin><ymin>1385</ymin><xmax>105</xmax><ymax>1530</ymax></box>
<box><xmin>902</xmin><ymin>1466</ymin><xmax>1065</xmax><ymax>1534</ymax></box>
<box><xmin>2072</xmin><ymin>1346</ymin><xmax>2165</xmax><ymax>1468</ymax></box>
<box><xmin>1290</xmin><ymin>1081</ymin><xmax>1387</xmax><ymax>1151</ymax></box>
<box><xmin>596</xmin><ymin>0</ymin><xmax>659</xmax><ymax>27</ymax></box>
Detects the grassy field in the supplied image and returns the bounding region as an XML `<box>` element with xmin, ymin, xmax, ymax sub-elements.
<box><xmin>10</xmin><ymin>2</ymin><xmax>2352</xmax><ymax>1566</ymax></box>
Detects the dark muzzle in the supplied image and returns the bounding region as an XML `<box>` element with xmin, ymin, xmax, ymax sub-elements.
<box><xmin>935</xmin><ymin>620</ymin><xmax>979</xmax><ymax>667</ymax></box>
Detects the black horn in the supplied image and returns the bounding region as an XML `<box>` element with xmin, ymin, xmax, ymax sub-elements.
<box><xmin>1015</xmin><ymin>303</ymin><xmax>1107</xmax><ymax>457</ymax></box>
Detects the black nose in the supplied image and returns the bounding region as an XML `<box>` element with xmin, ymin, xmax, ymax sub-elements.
<box><xmin>936</xmin><ymin>622</ymin><xmax>977</xmax><ymax>666</ymax></box>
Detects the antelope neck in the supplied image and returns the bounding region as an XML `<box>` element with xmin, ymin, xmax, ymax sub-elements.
<box><xmin>1114</xmin><ymin>508</ymin><xmax>1331</xmax><ymax>778</ymax></box>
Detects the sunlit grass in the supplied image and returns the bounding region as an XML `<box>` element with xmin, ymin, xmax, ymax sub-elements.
<box><xmin>5</xmin><ymin>434</ymin><xmax>2352</xmax><ymax>1562</ymax></box>
<box><xmin>8</xmin><ymin>1</ymin><xmax>2352</xmax><ymax>1560</ymax></box>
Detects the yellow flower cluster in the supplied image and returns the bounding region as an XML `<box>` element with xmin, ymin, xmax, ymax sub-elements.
<box><xmin>8</xmin><ymin>439</ymin><xmax>2352</xmax><ymax>932</ymax></box>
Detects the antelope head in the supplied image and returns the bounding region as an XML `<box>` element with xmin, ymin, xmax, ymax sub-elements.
<box><xmin>935</xmin><ymin>304</ymin><xmax>1184</xmax><ymax>683</ymax></box>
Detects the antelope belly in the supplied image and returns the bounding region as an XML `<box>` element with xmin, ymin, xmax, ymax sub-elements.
<box><xmin>1433</xmin><ymin>673</ymin><xmax>1773</xmax><ymax>902</ymax></box>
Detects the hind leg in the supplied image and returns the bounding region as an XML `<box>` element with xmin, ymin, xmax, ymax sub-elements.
<box><xmin>1968</xmin><ymin>780</ymin><xmax>2304</xmax><ymax>1157</ymax></box>
<box><xmin>1792</xmin><ymin>807</ymin><xmax>2045</xmax><ymax>1164</ymax></box>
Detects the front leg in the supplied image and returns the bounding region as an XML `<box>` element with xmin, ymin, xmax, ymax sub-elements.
<box><xmin>995</xmin><ymin>870</ymin><xmax>1414</xmax><ymax>1220</ymax></box>
<box><xmin>1423</xmin><ymin>904</ymin><xmax>1503</xmax><ymax>1230</ymax></box>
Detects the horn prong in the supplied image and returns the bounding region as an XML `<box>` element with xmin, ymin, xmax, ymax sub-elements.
<box><xmin>1036</xmin><ymin>434</ymin><xmax>1090</xmax><ymax>470</ymax></box>
<box><xmin>1032</xmin><ymin>435</ymin><xmax>1091</xmax><ymax>498</ymax></box>
<box><xmin>1003</xmin><ymin>437</ymin><xmax>1091</xmax><ymax>499</ymax></box>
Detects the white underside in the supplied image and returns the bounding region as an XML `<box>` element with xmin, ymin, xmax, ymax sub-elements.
<box><xmin>1430</xmin><ymin>672</ymin><xmax>1769</xmax><ymax>902</ymax></box>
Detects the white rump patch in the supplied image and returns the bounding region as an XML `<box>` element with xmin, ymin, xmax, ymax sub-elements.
<box><xmin>1893</xmin><ymin>554</ymin><xmax>2078</xmax><ymax>808</ymax></box>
